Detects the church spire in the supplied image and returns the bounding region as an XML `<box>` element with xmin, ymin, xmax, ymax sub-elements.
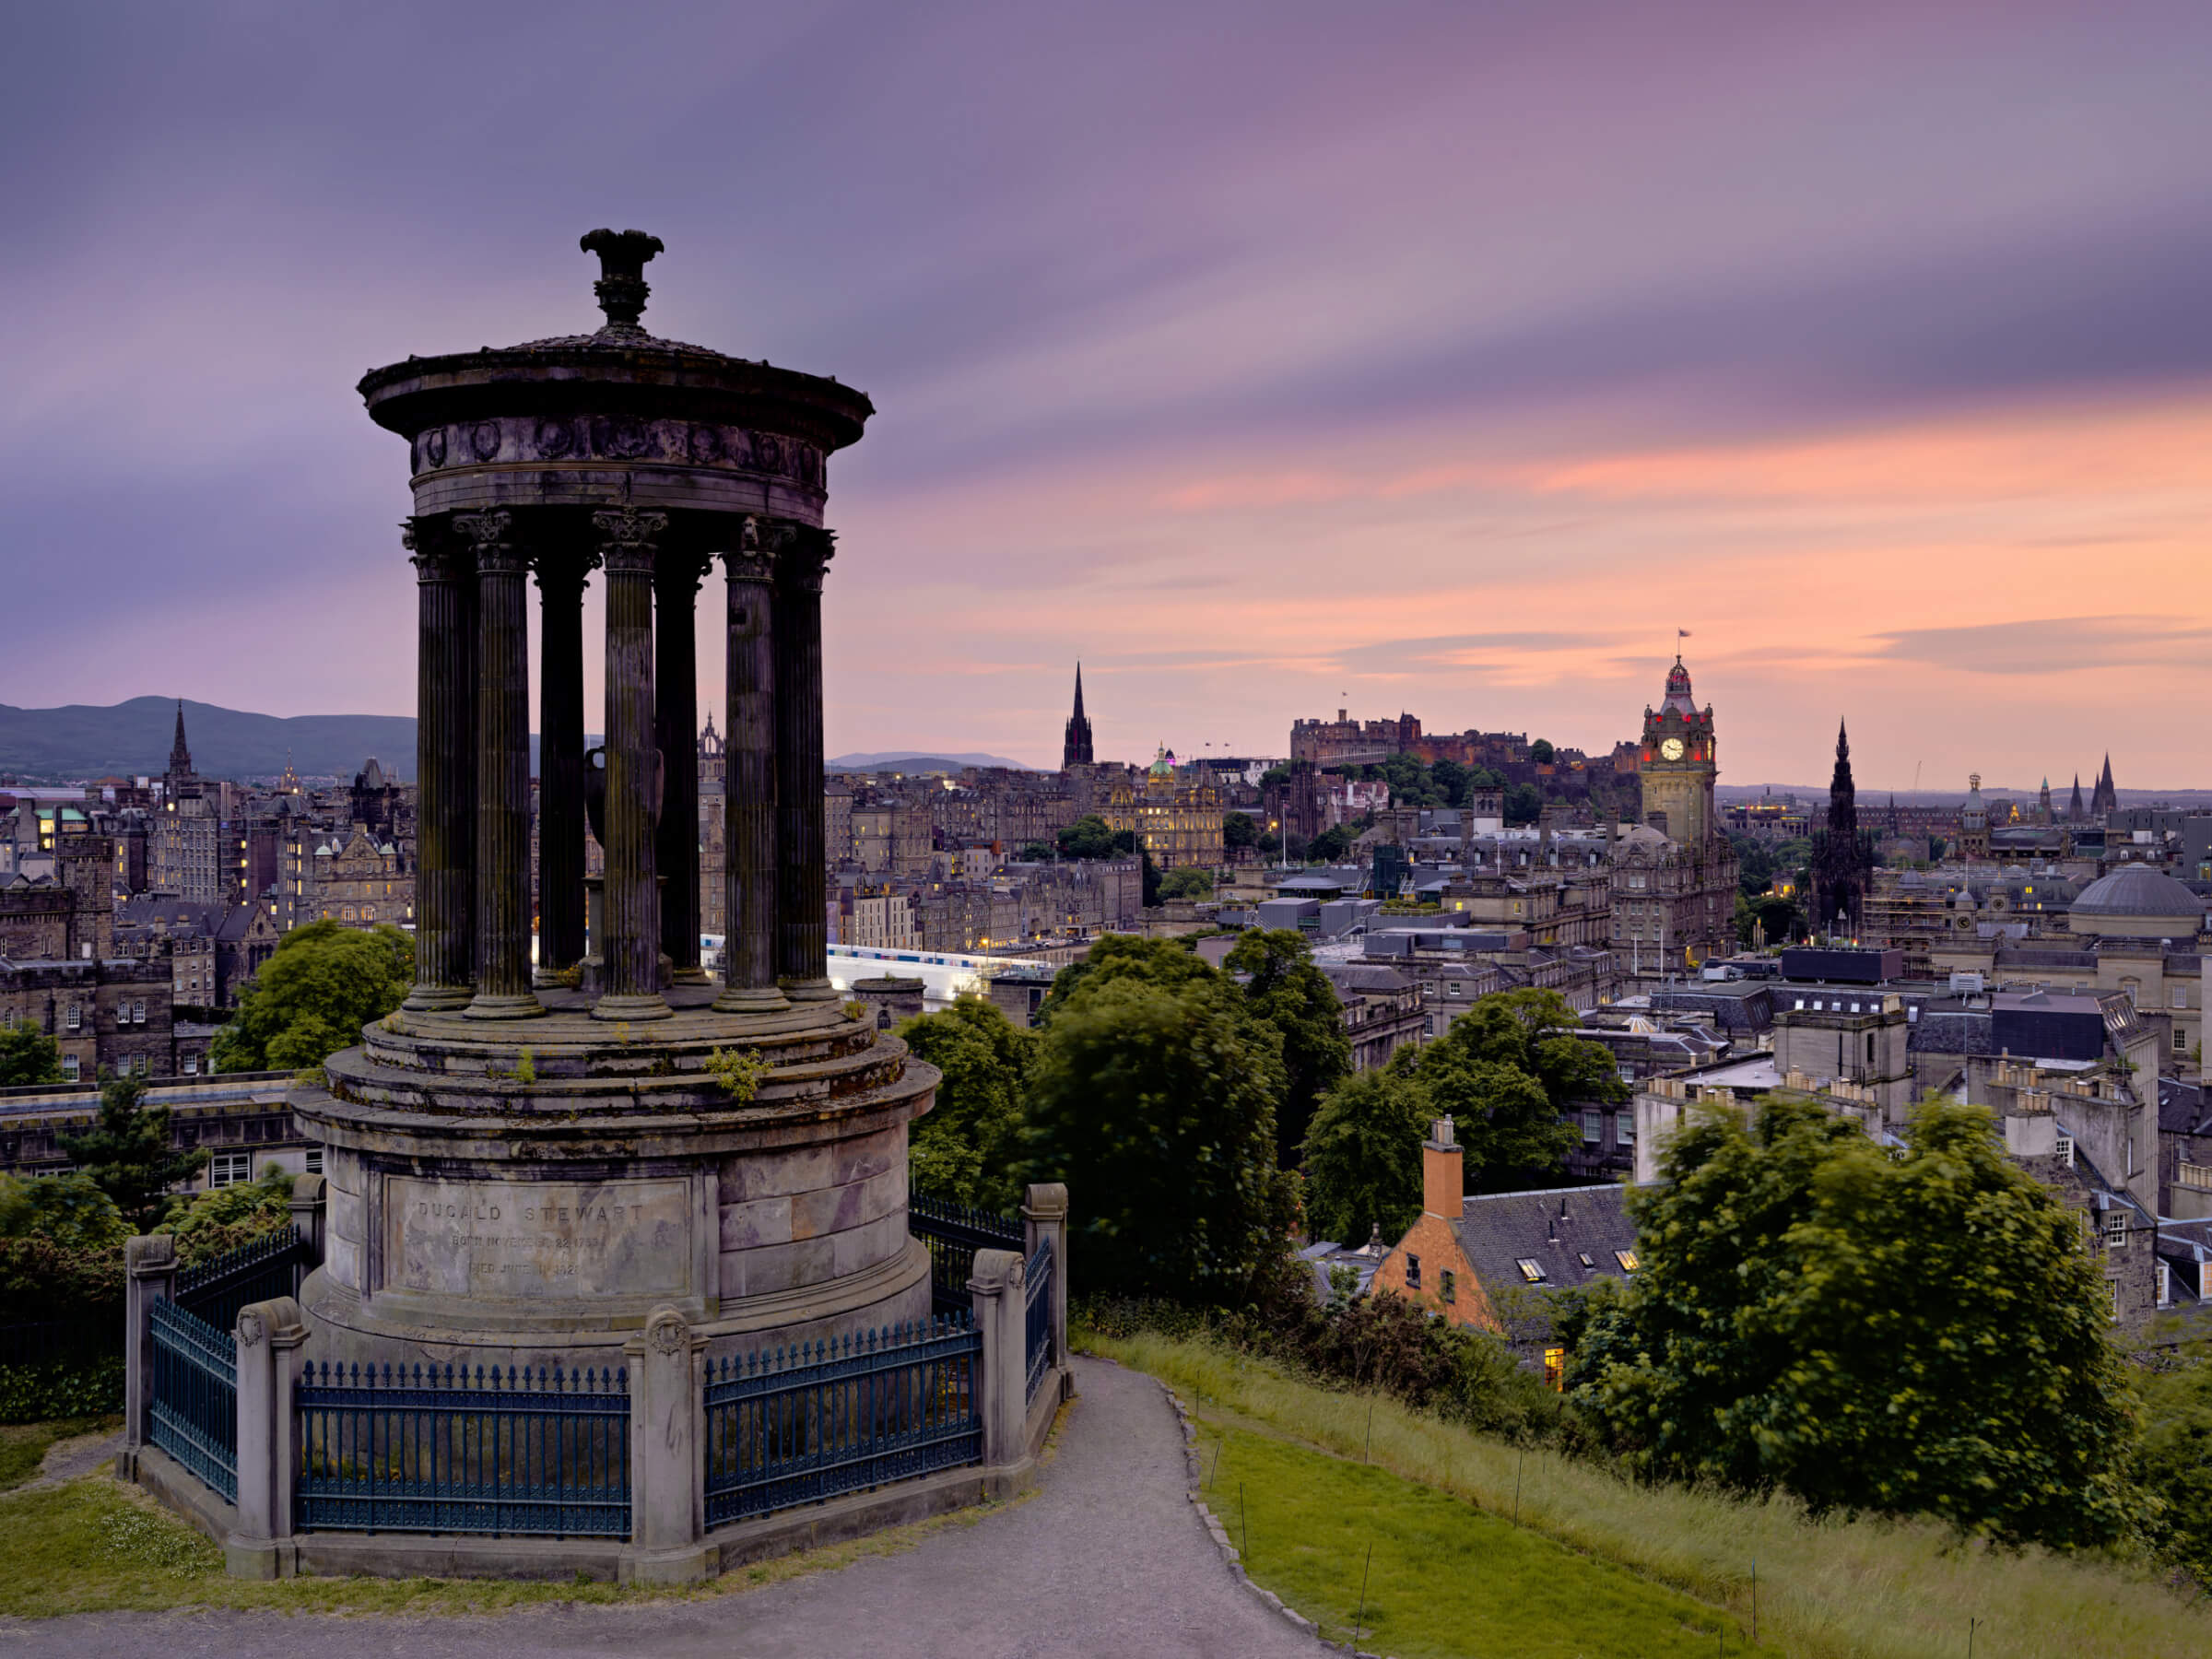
<box><xmin>168</xmin><ymin>699</ymin><xmax>194</xmax><ymax>778</ymax></box>
<box><xmin>2090</xmin><ymin>753</ymin><xmax>2117</xmax><ymax>818</ymax></box>
<box><xmin>1061</xmin><ymin>661</ymin><xmax>1094</xmax><ymax>769</ymax></box>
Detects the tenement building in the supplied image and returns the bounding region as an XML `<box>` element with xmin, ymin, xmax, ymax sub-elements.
<box><xmin>1104</xmin><ymin>747</ymin><xmax>1225</xmax><ymax>869</ymax></box>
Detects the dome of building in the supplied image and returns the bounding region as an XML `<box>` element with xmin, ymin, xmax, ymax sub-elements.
<box><xmin>1147</xmin><ymin>746</ymin><xmax>1176</xmax><ymax>778</ymax></box>
<box><xmin>2070</xmin><ymin>865</ymin><xmax>2204</xmax><ymax>924</ymax></box>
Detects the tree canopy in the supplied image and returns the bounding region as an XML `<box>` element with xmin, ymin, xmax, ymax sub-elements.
<box><xmin>212</xmin><ymin>919</ymin><xmax>414</xmax><ymax>1072</ymax></box>
<box><xmin>1300</xmin><ymin>1067</ymin><xmax>1429</xmax><ymax>1249</ymax></box>
<box><xmin>57</xmin><ymin>1073</ymin><xmax>209</xmax><ymax>1231</ymax></box>
<box><xmin>1021</xmin><ymin>968</ymin><xmax>1292</xmax><ymax>1300</ymax></box>
<box><xmin>1529</xmin><ymin>739</ymin><xmax>1555</xmax><ymax>764</ymax></box>
<box><xmin>1572</xmin><ymin>1094</ymin><xmax>2136</xmax><ymax>1549</ymax></box>
<box><xmin>1404</xmin><ymin>988</ymin><xmax>1616</xmax><ymax>1191</ymax></box>
<box><xmin>899</xmin><ymin>998</ymin><xmax>1035</xmax><ymax>1213</ymax></box>
<box><xmin>0</xmin><ymin>1021</ymin><xmax>65</xmax><ymax>1088</ymax></box>
<box><xmin>1221</xmin><ymin>810</ymin><xmax>1260</xmax><ymax>852</ymax></box>
<box><xmin>1054</xmin><ymin>814</ymin><xmax>1117</xmax><ymax>861</ymax></box>
<box><xmin>0</xmin><ymin>1171</ymin><xmax>127</xmax><ymax>1251</ymax></box>
<box><xmin>1157</xmin><ymin>866</ymin><xmax>1215</xmax><ymax>901</ymax></box>
<box><xmin>1224</xmin><ymin>928</ymin><xmax>1350</xmax><ymax>1163</ymax></box>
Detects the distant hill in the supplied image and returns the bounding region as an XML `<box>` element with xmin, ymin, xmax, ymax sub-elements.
<box><xmin>0</xmin><ymin>698</ymin><xmax>417</xmax><ymax>782</ymax></box>
<box><xmin>828</xmin><ymin>750</ymin><xmax>1032</xmax><ymax>773</ymax></box>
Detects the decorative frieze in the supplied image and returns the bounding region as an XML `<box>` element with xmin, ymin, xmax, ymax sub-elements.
<box><xmin>412</xmin><ymin>417</ymin><xmax>825</xmax><ymax>490</ymax></box>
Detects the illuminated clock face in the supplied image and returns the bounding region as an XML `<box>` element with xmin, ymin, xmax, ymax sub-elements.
<box><xmin>1659</xmin><ymin>737</ymin><xmax>1686</xmax><ymax>760</ymax></box>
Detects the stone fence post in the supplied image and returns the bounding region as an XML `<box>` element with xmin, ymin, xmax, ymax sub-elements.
<box><xmin>967</xmin><ymin>1248</ymin><xmax>1028</xmax><ymax>1467</ymax></box>
<box><xmin>227</xmin><ymin>1295</ymin><xmax>307</xmax><ymax>1580</ymax></box>
<box><xmin>120</xmin><ymin>1235</ymin><xmax>177</xmax><ymax>1478</ymax></box>
<box><xmin>1021</xmin><ymin>1182</ymin><xmax>1069</xmax><ymax>1374</ymax></box>
<box><xmin>622</xmin><ymin>1305</ymin><xmax>709</xmax><ymax>1584</ymax></box>
<box><xmin>288</xmin><ymin>1172</ymin><xmax>326</xmax><ymax>1266</ymax></box>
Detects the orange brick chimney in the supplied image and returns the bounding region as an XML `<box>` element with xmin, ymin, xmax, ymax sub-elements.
<box><xmin>1422</xmin><ymin>1116</ymin><xmax>1463</xmax><ymax>1218</ymax></box>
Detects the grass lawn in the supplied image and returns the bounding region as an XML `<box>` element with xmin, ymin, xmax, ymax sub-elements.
<box><xmin>0</xmin><ymin>1459</ymin><xmax>1006</xmax><ymax>1618</ymax></box>
<box><xmin>1195</xmin><ymin>1410</ymin><xmax>1760</xmax><ymax>1657</ymax></box>
<box><xmin>1091</xmin><ymin>1329</ymin><xmax>2212</xmax><ymax>1659</ymax></box>
<box><xmin>0</xmin><ymin>1418</ymin><xmax>119</xmax><ymax>1493</ymax></box>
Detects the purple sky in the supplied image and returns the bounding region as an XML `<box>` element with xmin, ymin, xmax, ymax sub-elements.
<box><xmin>6</xmin><ymin>1</ymin><xmax>2211</xmax><ymax>787</ymax></box>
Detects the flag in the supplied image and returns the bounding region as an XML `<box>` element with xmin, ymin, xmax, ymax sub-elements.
<box><xmin>1677</xmin><ymin>629</ymin><xmax>1691</xmax><ymax>639</ymax></box>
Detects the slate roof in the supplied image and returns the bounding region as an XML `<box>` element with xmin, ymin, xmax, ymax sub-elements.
<box><xmin>2161</xmin><ymin>1077</ymin><xmax>2211</xmax><ymax>1138</ymax></box>
<box><xmin>1909</xmin><ymin>1006</ymin><xmax>1994</xmax><ymax>1056</ymax></box>
<box><xmin>1451</xmin><ymin>1183</ymin><xmax>1645</xmax><ymax>1297</ymax></box>
<box><xmin>2073</xmin><ymin>865</ymin><xmax>2203</xmax><ymax>922</ymax></box>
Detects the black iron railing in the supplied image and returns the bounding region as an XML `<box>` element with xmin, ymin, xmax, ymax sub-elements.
<box><xmin>176</xmin><ymin>1224</ymin><xmax>306</xmax><ymax>1334</ymax></box>
<box><xmin>295</xmin><ymin>1361</ymin><xmax>631</xmax><ymax>1537</ymax></box>
<box><xmin>908</xmin><ymin>1191</ymin><xmax>1021</xmax><ymax>1317</ymax></box>
<box><xmin>147</xmin><ymin>1298</ymin><xmax>237</xmax><ymax>1501</ymax></box>
<box><xmin>703</xmin><ymin>1316</ymin><xmax>982</xmax><ymax>1527</ymax></box>
<box><xmin>1024</xmin><ymin>1236</ymin><xmax>1053</xmax><ymax>1406</ymax></box>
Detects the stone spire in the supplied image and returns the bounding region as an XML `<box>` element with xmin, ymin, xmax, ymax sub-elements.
<box><xmin>2068</xmin><ymin>771</ymin><xmax>2086</xmax><ymax>821</ymax></box>
<box><xmin>167</xmin><ymin>699</ymin><xmax>194</xmax><ymax>778</ymax></box>
<box><xmin>1061</xmin><ymin>662</ymin><xmax>1094</xmax><ymax>769</ymax></box>
<box><xmin>2090</xmin><ymin>753</ymin><xmax>2118</xmax><ymax>818</ymax></box>
<box><xmin>1826</xmin><ymin>718</ymin><xmax>1856</xmax><ymax>837</ymax></box>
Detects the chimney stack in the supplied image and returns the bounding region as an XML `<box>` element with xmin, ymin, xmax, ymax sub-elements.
<box><xmin>1422</xmin><ymin>1115</ymin><xmax>1462</xmax><ymax>1218</ymax></box>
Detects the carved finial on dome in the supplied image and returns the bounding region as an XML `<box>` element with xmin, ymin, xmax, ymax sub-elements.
<box><xmin>579</xmin><ymin>228</ymin><xmax>665</xmax><ymax>335</ymax></box>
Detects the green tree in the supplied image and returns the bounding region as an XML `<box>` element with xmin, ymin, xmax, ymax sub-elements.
<box><xmin>1502</xmin><ymin>782</ymin><xmax>1544</xmax><ymax>827</ymax></box>
<box><xmin>1430</xmin><ymin>758</ymin><xmax>1469</xmax><ymax>806</ymax></box>
<box><xmin>212</xmin><ymin>920</ymin><xmax>414</xmax><ymax>1072</ymax></box>
<box><xmin>1301</xmin><ymin>1068</ymin><xmax>1429</xmax><ymax>1248</ymax></box>
<box><xmin>1016</xmin><ymin>840</ymin><xmax>1056</xmax><ymax>863</ymax></box>
<box><xmin>1574</xmin><ymin>1095</ymin><xmax>2136</xmax><ymax>1548</ymax></box>
<box><xmin>1055</xmin><ymin>815</ymin><xmax>1117</xmax><ymax>860</ymax></box>
<box><xmin>1409</xmin><ymin>989</ymin><xmax>1614</xmax><ymax>1190</ymax></box>
<box><xmin>899</xmin><ymin>998</ymin><xmax>1035</xmax><ymax>1212</ymax></box>
<box><xmin>0</xmin><ymin>1171</ymin><xmax>128</xmax><ymax>1251</ymax></box>
<box><xmin>1530</xmin><ymin>739</ymin><xmax>1555</xmax><ymax>765</ymax></box>
<box><xmin>1731</xmin><ymin>834</ymin><xmax>1777</xmax><ymax>897</ymax></box>
<box><xmin>1258</xmin><ymin>763</ymin><xmax>1292</xmax><ymax>791</ymax></box>
<box><xmin>0</xmin><ymin>1021</ymin><xmax>65</xmax><ymax>1087</ymax></box>
<box><xmin>1022</xmin><ymin>971</ymin><xmax>1291</xmax><ymax>1300</ymax></box>
<box><xmin>1307</xmin><ymin>824</ymin><xmax>1354</xmax><ymax>862</ymax></box>
<box><xmin>2136</xmin><ymin>1332</ymin><xmax>2212</xmax><ymax>1586</ymax></box>
<box><xmin>1157</xmin><ymin>866</ymin><xmax>1214</xmax><ymax>901</ymax></box>
<box><xmin>1224</xmin><ymin>928</ymin><xmax>1351</xmax><ymax>1162</ymax></box>
<box><xmin>1222</xmin><ymin>811</ymin><xmax>1259</xmax><ymax>853</ymax></box>
<box><xmin>1037</xmin><ymin>933</ymin><xmax>1218</xmax><ymax>1025</ymax></box>
<box><xmin>56</xmin><ymin>1073</ymin><xmax>209</xmax><ymax>1231</ymax></box>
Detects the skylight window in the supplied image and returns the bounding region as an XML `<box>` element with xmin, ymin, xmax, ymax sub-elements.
<box><xmin>1615</xmin><ymin>1250</ymin><xmax>1640</xmax><ymax>1272</ymax></box>
<box><xmin>1516</xmin><ymin>1258</ymin><xmax>1547</xmax><ymax>1282</ymax></box>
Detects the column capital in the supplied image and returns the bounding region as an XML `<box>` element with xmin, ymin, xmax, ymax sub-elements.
<box><xmin>720</xmin><ymin>517</ymin><xmax>777</xmax><ymax>585</ymax></box>
<box><xmin>403</xmin><ymin>518</ymin><xmax>470</xmax><ymax>581</ymax></box>
<box><xmin>653</xmin><ymin>545</ymin><xmax>715</xmax><ymax>598</ymax></box>
<box><xmin>772</xmin><ymin>524</ymin><xmax>835</xmax><ymax>594</ymax></box>
<box><xmin>531</xmin><ymin>542</ymin><xmax>601</xmax><ymax>594</ymax></box>
<box><xmin>593</xmin><ymin>504</ymin><xmax>669</xmax><ymax>571</ymax></box>
<box><xmin>454</xmin><ymin>509</ymin><xmax>526</xmax><ymax>572</ymax></box>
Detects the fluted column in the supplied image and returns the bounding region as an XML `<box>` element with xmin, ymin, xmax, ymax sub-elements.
<box><xmin>773</xmin><ymin>524</ymin><xmax>835</xmax><ymax>1001</ymax></box>
<box><xmin>534</xmin><ymin>541</ymin><xmax>595</xmax><ymax>983</ymax></box>
<box><xmin>715</xmin><ymin>518</ymin><xmax>785</xmax><ymax>1013</ymax></box>
<box><xmin>593</xmin><ymin>505</ymin><xmax>673</xmax><ymax>1020</ymax></box>
<box><xmin>458</xmin><ymin>511</ymin><xmax>543</xmax><ymax>1020</ymax></box>
<box><xmin>403</xmin><ymin>519</ymin><xmax>476</xmax><ymax>1012</ymax></box>
<box><xmin>655</xmin><ymin>543</ymin><xmax>712</xmax><ymax>986</ymax></box>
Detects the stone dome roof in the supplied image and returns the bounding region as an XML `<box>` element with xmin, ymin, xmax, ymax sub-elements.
<box><xmin>2070</xmin><ymin>865</ymin><xmax>2203</xmax><ymax>922</ymax></box>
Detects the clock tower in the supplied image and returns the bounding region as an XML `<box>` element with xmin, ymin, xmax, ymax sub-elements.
<box><xmin>1639</xmin><ymin>653</ymin><xmax>1717</xmax><ymax>845</ymax></box>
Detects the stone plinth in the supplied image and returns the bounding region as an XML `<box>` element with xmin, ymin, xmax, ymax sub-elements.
<box><xmin>292</xmin><ymin>982</ymin><xmax>936</xmax><ymax>1371</ymax></box>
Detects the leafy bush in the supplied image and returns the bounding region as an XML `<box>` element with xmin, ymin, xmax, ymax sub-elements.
<box><xmin>0</xmin><ymin>1358</ymin><xmax>124</xmax><ymax>1423</ymax></box>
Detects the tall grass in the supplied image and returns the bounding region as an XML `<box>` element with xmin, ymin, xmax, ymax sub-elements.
<box><xmin>1093</xmin><ymin>1329</ymin><xmax>2212</xmax><ymax>1659</ymax></box>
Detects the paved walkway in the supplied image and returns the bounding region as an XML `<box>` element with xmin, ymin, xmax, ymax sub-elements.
<box><xmin>7</xmin><ymin>1358</ymin><xmax>1323</xmax><ymax>1659</ymax></box>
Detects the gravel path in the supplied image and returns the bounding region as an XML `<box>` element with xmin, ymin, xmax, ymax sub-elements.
<box><xmin>6</xmin><ymin>1358</ymin><xmax>1323</xmax><ymax>1659</ymax></box>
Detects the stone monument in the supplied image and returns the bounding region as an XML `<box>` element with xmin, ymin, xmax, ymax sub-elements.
<box><xmin>290</xmin><ymin>230</ymin><xmax>938</xmax><ymax>1370</ymax></box>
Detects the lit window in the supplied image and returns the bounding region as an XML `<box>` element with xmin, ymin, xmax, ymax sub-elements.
<box><xmin>1615</xmin><ymin>1250</ymin><xmax>1640</xmax><ymax>1272</ymax></box>
<box><xmin>1542</xmin><ymin>1347</ymin><xmax>1565</xmax><ymax>1391</ymax></box>
<box><xmin>1516</xmin><ymin>1258</ymin><xmax>1547</xmax><ymax>1282</ymax></box>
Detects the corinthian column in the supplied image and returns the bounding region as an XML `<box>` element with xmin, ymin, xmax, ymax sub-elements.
<box><xmin>593</xmin><ymin>504</ymin><xmax>673</xmax><ymax>1020</ymax></box>
<box><xmin>534</xmin><ymin>538</ymin><xmax>596</xmax><ymax>983</ymax></box>
<box><xmin>654</xmin><ymin>542</ymin><xmax>712</xmax><ymax>986</ymax></box>
<box><xmin>403</xmin><ymin>519</ymin><xmax>476</xmax><ymax>1012</ymax></box>
<box><xmin>773</xmin><ymin>524</ymin><xmax>835</xmax><ymax>1001</ymax></box>
<box><xmin>457</xmin><ymin>511</ymin><xmax>543</xmax><ymax>1020</ymax></box>
<box><xmin>715</xmin><ymin>518</ymin><xmax>785</xmax><ymax>1013</ymax></box>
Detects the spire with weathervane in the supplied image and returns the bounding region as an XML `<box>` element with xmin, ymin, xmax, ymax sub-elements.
<box><xmin>1061</xmin><ymin>662</ymin><xmax>1094</xmax><ymax>770</ymax></box>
